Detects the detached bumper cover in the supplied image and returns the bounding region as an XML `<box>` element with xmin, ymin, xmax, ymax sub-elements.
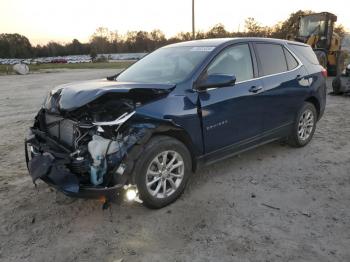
<box><xmin>25</xmin><ymin>132</ymin><xmax>124</xmax><ymax>199</ymax></box>
<box><xmin>28</xmin><ymin>153</ymin><xmax>80</xmax><ymax>194</ymax></box>
<box><xmin>25</xmin><ymin>112</ymin><xmax>176</xmax><ymax>200</ymax></box>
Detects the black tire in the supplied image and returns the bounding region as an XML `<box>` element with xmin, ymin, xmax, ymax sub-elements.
<box><xmin>133</xmin><ymin>135</ymin><xmax>192</xmax><ymax>209</ymax></box>
<box><xmin>287</xmin><ymin>102</ymin><xmax>317</xmax><ymax>148</ymax></box>
<box><xmin>332</xmin><ymin>75</ymin><xmax>342</xmax><ymax>94</ymax></box>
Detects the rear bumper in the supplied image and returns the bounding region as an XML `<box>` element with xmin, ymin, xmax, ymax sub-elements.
<box><xmin>25</xmin><ymin>129</ymin><xmax>126</xmax><ymax>200</ymax></box>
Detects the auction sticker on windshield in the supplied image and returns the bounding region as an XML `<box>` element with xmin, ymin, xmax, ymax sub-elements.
<box><xmin>190</xmin><ymin>47</ymin><xmax>215</xmax><ymax>52</ymax></box>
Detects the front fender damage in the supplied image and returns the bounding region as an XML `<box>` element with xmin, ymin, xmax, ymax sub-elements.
<box><xmin>25</xmin><ymin>81</ymin><xmax>183</xmax><ymax>201</ymax></box>
<box><xmin>25</xmin><ymin>112</ymin><xmax>179</xmax><ymax>200</ymax></box>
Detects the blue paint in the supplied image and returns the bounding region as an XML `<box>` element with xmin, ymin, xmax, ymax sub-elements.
<box><xmin>90</xmin><ymin>157</ymin><xmax>107</xmax><ymax>186</ymax></box>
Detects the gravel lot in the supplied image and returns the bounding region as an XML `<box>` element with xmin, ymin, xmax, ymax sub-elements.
<box><xmin>0</xmin><ymin>70</ymin><xmax>349</xmax><ymax>262</ymax></box>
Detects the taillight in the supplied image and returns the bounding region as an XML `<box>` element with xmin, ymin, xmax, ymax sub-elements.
<box><xmin>321</xmin><ymin>67</ymin><xmax>327</xmax><ymax>78</ymax></box>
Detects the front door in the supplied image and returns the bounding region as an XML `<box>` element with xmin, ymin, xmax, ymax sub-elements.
<box><xmin>198</xmin><ymin>44</ymin><xmax>264</xmax><ymax>154</ymax></box>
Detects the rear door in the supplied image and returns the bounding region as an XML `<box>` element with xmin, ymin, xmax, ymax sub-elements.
<box><xmin>198</xmin><ymin>43</ymin><xmax>264</xmax><ymax>154</ymax></box>
<box><xmin>254</xmin><ymin>42</ymin><xmax>309</xmax><ymax>135</ymax></box>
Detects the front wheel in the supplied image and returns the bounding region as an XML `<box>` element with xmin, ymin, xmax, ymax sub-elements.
<box><xmin>287</xmin><ymin>102</ymin><xmax>317</xmax><ymax>147</ymax></box>
<box><xmin>133</xmin><ymin>136</ymin><xmax>192</xmax><ymax>209</ymax></box>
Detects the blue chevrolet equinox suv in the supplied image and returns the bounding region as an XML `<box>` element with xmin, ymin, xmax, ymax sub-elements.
<box><xmin>26</xmin><ymin>38</ymin><xmax>327</xmax><ymax>208</ymax></box>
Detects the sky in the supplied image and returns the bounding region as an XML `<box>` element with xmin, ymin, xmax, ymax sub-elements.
<box><xmin>1</xmin><ymin>0</ymin><xmax>349</xmax><ymax>45</ymax></box>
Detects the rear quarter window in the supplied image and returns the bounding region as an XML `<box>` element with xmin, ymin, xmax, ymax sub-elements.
<box><xmin>288</xmin><ymin>44</ymin><xmax>319</xmax><ymax>65</ymax></box>
<box><xmin>255</xmin><ymin>43</ymin><xmax>288</xmax><ymax>76</ymax></box>
<box><xmin>283</xmin><ymin>47</ymin><xmax>299</xmax><ymax>70</ymax></box>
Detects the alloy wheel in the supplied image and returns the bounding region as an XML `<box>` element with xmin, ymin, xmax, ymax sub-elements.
<box><xmin>146</xmin><ymin>150</ymin><xmax>184</xmax><ymax>199</ymax></box>
<box><xmin>298</xmin><ymin>109</ymin><xmax>314</xmax><ymax>141</ymax></box>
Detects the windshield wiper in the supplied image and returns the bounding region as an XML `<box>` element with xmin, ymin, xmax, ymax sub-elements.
<box><xmin>106</xmin><ymin>73</ymin><xmax>121</xmax><ymax>81</ymax></box>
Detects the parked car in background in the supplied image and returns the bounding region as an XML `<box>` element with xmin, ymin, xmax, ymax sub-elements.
<box><xmin>51</xmin><ymin>58</ymin><xmax>67</xmax><ymax>63</ymax></box>
<box><xmin>25</xmin><ymin>38</ymin><xmax>327</xmax><ymax>208</ymax></box>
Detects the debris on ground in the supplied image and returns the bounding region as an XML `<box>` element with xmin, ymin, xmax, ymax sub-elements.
<box><xmin>261</xmin><ymin>203</ymin><xmax>280</xmax><ymax>210</ymax></box>
<box><xmin>300</xmin><ymin>211</ymin><xmax>312</xmax><ymax>217</ymax></box>
<box><xmin>13</xmin><ymin>63</ymin><xmax>29</xmax><ymax>75</ymax></box>
<box><xmin>249</xmin><ymin>178</ymin><xmax>258</xmax><ymax>185</ymax></box>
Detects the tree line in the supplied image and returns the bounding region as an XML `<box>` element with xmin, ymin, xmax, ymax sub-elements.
<box><xmin>0</xmin><ymin>10</ymin><xmax>346</xmax><ymax>59</ymax></box>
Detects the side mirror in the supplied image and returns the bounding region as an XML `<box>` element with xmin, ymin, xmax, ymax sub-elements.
<box><xmin>197</xmin><ymin>74</ymin><xmax>236</xmax><ymax>91</ymax></box>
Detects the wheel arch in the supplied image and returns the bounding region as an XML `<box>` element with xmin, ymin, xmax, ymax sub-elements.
<box><xmin>124</xmin><ymin>119</ymin><xmax>199</xmax><ymax>183</ymax></box>
<box><xmin>305</xmin><ymin>96</ymin><xmax>320</xmax><ymax>120</ymax></box>
<box><xmin>151</xmin><ymin>129</ymin><xmax>198</xmax><ymax>172</ymax></box>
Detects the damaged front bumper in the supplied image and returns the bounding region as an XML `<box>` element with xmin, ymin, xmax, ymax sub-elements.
<box><xmin>24</xmin><ymin>79</ymin><xmax>179</xmax><ymax>202</ymax></box>
<box><xmin>24</xmin><ymin>111</ymin><xmax>158</xmax><ymax>200</ymax></box>
<box><xmin>25</xmin><ymin>130</ymin><xmax>126</xmax><ymax>200</ymax></box>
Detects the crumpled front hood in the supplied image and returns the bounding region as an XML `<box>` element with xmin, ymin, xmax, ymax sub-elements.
<box><xmin>45</xmin><ymin>79</ymin><xmax>175</xmax><ymax>112</ymax></box>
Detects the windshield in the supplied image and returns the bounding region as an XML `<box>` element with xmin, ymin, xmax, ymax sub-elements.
<box><xmin>299</xmin><ymin>16</ymin><xmax>326</xmax><ymax>37</ymax></box>
<box><xmin>117</xmin><ymin>46</ymin><xmax>214</xmax><ymax>84</ymax></box>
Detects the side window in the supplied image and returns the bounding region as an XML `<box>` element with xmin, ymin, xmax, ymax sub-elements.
<box><xmin>207</xmin><ymin>44</ymin><xmax>254</xmax><ymax>82</ymax></box>
<box><xmin>255</xmin><ymin>43</ymin><xmax>287</xmax><ymax>76</ymax></box>
<box><xmin>284</xmin><ymin>48</ymin><xmax>299</xmax><ymax>70</ymax></box>
<box><xmin>288</xmin><ymin>44</ymin><xmax>319</xmax><ymax>65</ymax></box>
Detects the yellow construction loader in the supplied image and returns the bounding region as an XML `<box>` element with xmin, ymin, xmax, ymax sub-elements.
<box><xmin>295</xmin><ymin>12</ymin><xmax>345</xmax><ymax>76</ymax></box>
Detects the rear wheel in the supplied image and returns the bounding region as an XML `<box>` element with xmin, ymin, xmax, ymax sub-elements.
<box><xmin>288</xmin><ymin>102</ymin><xmax>317</xmax><ymax>147</ymax></box>
<box><xmin>133</xmin><ymin>136</ymin><xmax>192</xmax><ymax>209</ymax></box>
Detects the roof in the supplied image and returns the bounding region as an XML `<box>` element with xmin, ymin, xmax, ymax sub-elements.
<box><xmin>165</xmin><ymin>37</ymin><xmax>309</xmax><ymax>48</ymax></box>
<box><xmin>166</xmin><ymin>38</ymin><xmax>235</xmax><ymax>47</ymax></box>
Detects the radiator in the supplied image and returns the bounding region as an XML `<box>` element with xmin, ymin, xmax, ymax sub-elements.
<box><xmin>45</xmin><ymin>113</ymin><xmax>76</xmax><ymax>147</ymax></box>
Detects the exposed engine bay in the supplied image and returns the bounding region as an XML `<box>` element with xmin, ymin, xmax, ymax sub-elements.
<box><xmin>44</xmin><ymin>106</ymin><xmax>136</xmax><ymax>187</ymax></box>
<box><xmin>25</xmin><ymin>82</ymin><xmax>173</xmax><ymax>199</ymax></box>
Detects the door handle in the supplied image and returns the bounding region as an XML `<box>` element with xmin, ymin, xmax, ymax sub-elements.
<box><xmin>249</xmin><ymin>86</ymin><xmax>263</xmax><ymax>93</ymax></box>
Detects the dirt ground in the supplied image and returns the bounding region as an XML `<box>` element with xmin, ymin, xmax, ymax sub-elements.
<box><xmin>0</xmin><ymin>69</ymin><xmax>349</xmax><ymax>262</ymax></box>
